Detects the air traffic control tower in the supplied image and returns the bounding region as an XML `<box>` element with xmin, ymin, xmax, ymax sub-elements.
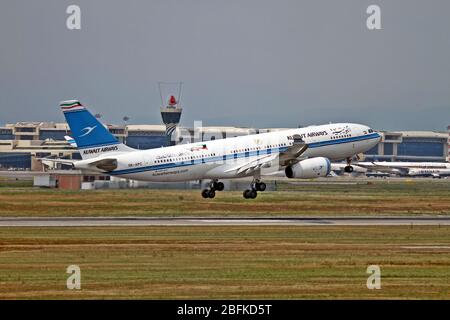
<box><xmin>159</xmin><ymin>82</ymin><xmax>183</xmax><ymax>146</ymax></box>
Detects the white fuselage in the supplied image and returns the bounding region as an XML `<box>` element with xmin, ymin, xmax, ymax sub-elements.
<box><xmin>90</xmin><ymin>123</ymin><xmax>380</xmax><ymax>182</ymax></box>
<box><xmin>355</xmin><ymin>161</ymin><xmax>450</xmax><ymax>176</ymax></box>
<box><xmin>408</xmin><ymin>168</ymin><xmax>450</xmax><ymax>178</ymax></box>
<box><xmin>358</xmin><ymin>161</ymin><xmax>450</xmax><ymax>169</ymax></box>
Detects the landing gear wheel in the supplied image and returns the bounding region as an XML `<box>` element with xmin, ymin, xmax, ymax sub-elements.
<box><xmin>208</xmin><ymin>189</ymin><xmax>216</xmax><ymax>198</ymax></box>
<box><xmin>214</xmin><ymin>182</ymin><xmax>225</xmax><ymax>191</ymax></box>
<box><xmin>201</xmin><ymin>189</ymin><xmax>210</xmax><ymax>198</ymax></box>
<box><xmin>344</xmin><ymin>165</ymin><xmax>354</xmax><ymax>173</ymax></box>
<box><xmin>256</xmin><ymin>182</ymin><xmax>266</xmax><ymax>192</ymax></box>
<box><xmin>243</xmin><ymin>189</ymin><xmax>257</xmax><ymax>199</ymax></box>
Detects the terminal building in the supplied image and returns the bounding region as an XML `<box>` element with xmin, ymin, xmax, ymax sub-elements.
<box><xmin>364</xmin><ymin>130</ymin><xmax>449</xmax><ymax>162</ymax></box>
<box><xmin>448</xmin><ymin>125</ymin><xmax>450</xmax><ymax>162</ymax></box>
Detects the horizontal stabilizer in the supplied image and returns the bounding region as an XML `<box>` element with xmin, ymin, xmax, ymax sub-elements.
<box><xmin>38</xmin><ymin>157</ymin><xmax>118</xmax><ymax>172</ymax></box>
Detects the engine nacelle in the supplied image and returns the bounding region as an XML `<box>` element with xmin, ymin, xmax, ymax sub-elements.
<box><xmin>285</xmin><ymin>157</ymin><xmax>331</xmax><ymax>179</ymax></box>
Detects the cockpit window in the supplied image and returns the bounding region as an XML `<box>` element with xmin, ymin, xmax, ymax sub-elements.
<box><xmin>368</xmin><ymin>129</ymin><xmax>373</xmax><ymax>133</ymax></box>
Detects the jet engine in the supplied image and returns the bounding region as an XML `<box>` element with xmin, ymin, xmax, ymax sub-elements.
<box><xmin>285</xmin><ymin>157</ymin><xmax>331</xmax><ymax>179</ymax></box>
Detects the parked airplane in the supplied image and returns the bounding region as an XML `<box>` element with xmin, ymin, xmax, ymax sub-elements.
<box><xmin>42</xmin><ymin>100</ymin><xmax>381</xmax><ymax>199</ymax></box>
<box><xmin>404</xmin><ymin>168</ymin><xmax>450</xmax><ymax>178</ymax></box>
<box><xmin>355</xmin><ymin>161</ymin><xmax>450</xmax><ymax>176</ymax></box>
<box><xmin>64</xmin><ymin>135</ymin><xmax>77</xmax><ymax>148</ymax></box>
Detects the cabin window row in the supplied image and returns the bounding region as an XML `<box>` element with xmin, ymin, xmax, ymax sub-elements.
<box><xmin>331</xmin><ymin>135</ymin><xmax>351</xmax><ymax>140</ymax></box>
<box><xmin>230</xmin><ymin>143</ymin><xmax>287</xmax><ymax>154</ymax></box>
<box><xmin>153</xmin><ymin>142</ymin><xmax>290</xmax><ymax>164</ymax></box>
<box><xmin>155</xmin><ymin>153</ymin><xmax>217</xmax><ymax>164</ymax></box>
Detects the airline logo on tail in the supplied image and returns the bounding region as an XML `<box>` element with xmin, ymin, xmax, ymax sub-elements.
<box><xmin>79</xmin><ymin>126</ymin><xmax>97</xmax><ymax>137</ymax></box>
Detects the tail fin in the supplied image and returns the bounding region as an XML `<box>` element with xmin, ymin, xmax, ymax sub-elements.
<box><xmin>64</xmin><ymin>135</ymin><xmax>77</xmax><ymax>148</ymax></box>
<box><xmin>61</xmin><ymin>100</ymin><xmax>133</xmax><ymax>159</ymax></box>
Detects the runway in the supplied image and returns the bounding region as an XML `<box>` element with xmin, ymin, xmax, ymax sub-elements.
<box><xmin>0</xmin><ymin>216</ymin><xmax>449</xmax><ymax>227</ymax></box>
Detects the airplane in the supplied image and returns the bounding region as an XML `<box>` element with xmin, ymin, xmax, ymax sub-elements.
<box><xmin>354</xmin><ymin>161</ymin><xmax>450</xmax><ymax>176</ymax></box>
<box><xmin>42</xmin><ymin>100</ymin><xmax>381</xmax><ymax>199</ymax></box>
<box><xmin>64</xmin><ymin>135</ymin><xmax>77</xmax><ymax>147</ymax></box>
<box><xmin>405</xmin><ymin>168</ymin><xmax>450</xmax><ymax>178</ymax></box>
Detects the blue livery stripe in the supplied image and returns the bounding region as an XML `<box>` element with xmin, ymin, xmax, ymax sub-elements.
<box><xmin>308</xmin><ymin>133</ymin><xmax>380</xmax><ymax>148</ymax></box>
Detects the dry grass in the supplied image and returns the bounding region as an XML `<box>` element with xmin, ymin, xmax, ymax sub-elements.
<box><xmin>0</xmin><ymin>226</ymin><xmax>449</xmax><ymax>299</ymax></box>
<box><xmin>0</xmin><ymin>180</ymin><xmax>449</xmax><ymax>217</ymax></box>
<box><xmin>0</xmin><ymin>180</ymin><xmax>449</xmax><ymax>299</ymax></box>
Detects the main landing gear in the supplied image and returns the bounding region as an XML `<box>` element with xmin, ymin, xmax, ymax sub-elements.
<box><xmin>200</xmin><ymin>179</ymin><xmax>267</xmax><ymax>199</ymax></box>
<box><xmin>243</xmin><ymin>180</ymin><xmax>266</xmax><ymax>199</ymax></box>
<box><xmin>201</xmin><ymin>180</ymin><xmax>225</xmax><ymax>199</ymax></box>
<box><xmin>344</xmin><ymin>157</ymin><xmax>354</xmax><ymax>173</ymax></box>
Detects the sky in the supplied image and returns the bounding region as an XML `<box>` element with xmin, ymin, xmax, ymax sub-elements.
<box><xmin>0</xmin><ymin>0</ymin><xmax>449</xmax><ymax>131</ymax></box>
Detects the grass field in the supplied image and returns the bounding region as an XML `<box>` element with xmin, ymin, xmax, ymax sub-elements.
<box><xmin>0</xmin><ymin>180</ymin><xmax>449</xmax><ymax>299</ymax></box>
<box><xmin>0</xmin><ymin>226</ymin><xmax>448</xmax><ymax>299</ymax></box>
<box><xmin>0</xmin><ymin>179</ymin><xmax>449</xmax><ymax>217</ymax></box>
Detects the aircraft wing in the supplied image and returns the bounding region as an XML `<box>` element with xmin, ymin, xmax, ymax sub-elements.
<box><xmin>278</xmin><ymin>135</ymin><xmax>308</xmax><ymax>166</ymax></box>
<box><xmin>355</xmin><ymin>162</ymin><xmax>409</xmax><ymax>175</ymax></box>
<box><xmin>224</xmin><ymin>153</ymin><xmax>280</xmax><ymax>175</ymax></box>
<box><xmin>224</xmin><ymin>135</ymin><xmax>308</xmax><ymax>176</ymax></box>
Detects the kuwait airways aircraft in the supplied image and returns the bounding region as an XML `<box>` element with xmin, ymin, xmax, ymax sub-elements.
<box><xmin>49</xmin><ymin>100</ymin><xmax>381</xmax><ymax>199</ymax></box>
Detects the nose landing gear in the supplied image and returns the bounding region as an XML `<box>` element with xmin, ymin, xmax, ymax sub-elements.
<box><xmin>344</xmin><ymin>157</ymin><xmax>354</xmax><ymax>173</ymax></box>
